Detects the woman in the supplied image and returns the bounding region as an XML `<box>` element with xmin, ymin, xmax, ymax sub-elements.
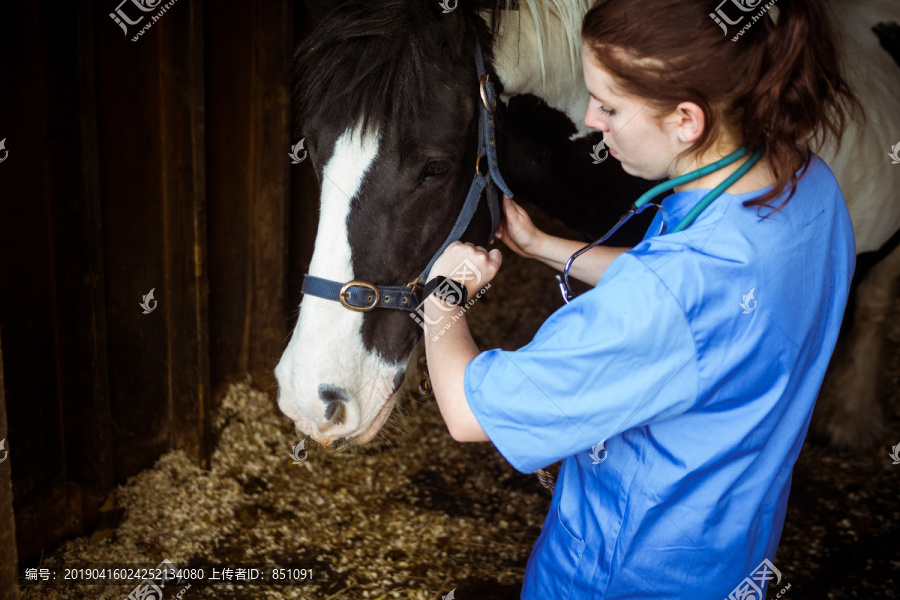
<box><xmin>423</xmin><ymin>0</ymin><xmax>858</xmax><ymax>597</ymax></box>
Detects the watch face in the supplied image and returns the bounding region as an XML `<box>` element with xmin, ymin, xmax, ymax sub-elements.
<box><xmin>434</xmin><ymin>277</ymin><xmax>466</xmax><ymax>305</ymax></box>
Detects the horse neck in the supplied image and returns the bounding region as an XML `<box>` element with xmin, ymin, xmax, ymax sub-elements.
<box><xmin>488</xmin><ymin>0</ymin><xmax>594</xmax><ymax>137</ymax></box>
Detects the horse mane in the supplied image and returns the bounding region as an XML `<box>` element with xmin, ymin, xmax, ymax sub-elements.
<box><xmin>514</xmin><ymin>0</ymin><xmax>594</xmax><ymax>84</ymax></box>
<box><xmin>294</xmin><ymin>0</ymin><xmax>591</xmax><ymax>138</ymax></box>
<box><xmin>295</xmin><ymin>1</ymin><xmax>493</xmax><ymax>138</ymax></box>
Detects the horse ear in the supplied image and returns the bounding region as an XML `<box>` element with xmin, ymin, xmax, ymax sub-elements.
<box><xmin>303</xmin><ymin>0</ymin><xmax>350</xmax><ymax>22</ymax></box>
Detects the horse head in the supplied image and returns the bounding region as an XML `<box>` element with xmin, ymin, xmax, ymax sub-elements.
<box><xmin>276</xmin><ymin>0</ymin><xmax>499</xmax><ymax>447</ymax></box>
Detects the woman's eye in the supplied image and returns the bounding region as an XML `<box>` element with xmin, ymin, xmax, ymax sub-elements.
<box><xmin>420</xmin><ymin>160</ymin><xmax>450</xmax><ymax>183</ymax></box>
<box><xmin>597</xmin><ymin>105</ymin><xmax>614</xmax><ymax>116</ymax></box>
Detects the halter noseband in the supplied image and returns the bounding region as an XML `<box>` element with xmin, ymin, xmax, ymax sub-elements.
<box><xmin>300</xmin><ymin>39</ymin><xmax>513</xmax><ymax>313</ymax></box>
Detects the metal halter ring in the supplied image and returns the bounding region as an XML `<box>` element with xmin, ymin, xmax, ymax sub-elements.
<box><xmin>475</xmin><ymin>152</ymin><xmax>488</xmax><ymax>177</ymax></box>
<box><xmin>339</xmin><ymin>280</ymin><xmax>380</xmax><ymax>312</ymax></box>
<box><xmin>479</xmin><ymin>74</ymin><xmax>496</xmax><ymax>114</ymax></box>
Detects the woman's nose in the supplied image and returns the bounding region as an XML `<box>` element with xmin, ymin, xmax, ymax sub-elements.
<box><xmin>584</xmin><ymin>106</ymin><xmax>609</xmax><ymax>132</ymax></box>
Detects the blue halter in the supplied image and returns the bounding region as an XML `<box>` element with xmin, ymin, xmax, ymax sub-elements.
<box><xmin>301</xmin><ymin>39</ymin><xmax>514</xmax><ymax>313</ymax></box>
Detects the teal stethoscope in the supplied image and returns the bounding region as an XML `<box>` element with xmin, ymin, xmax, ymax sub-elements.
<box><xmin>555</xmin><ymin>145</ymin><xmax>765</xmax><ymax>303</ymax></box>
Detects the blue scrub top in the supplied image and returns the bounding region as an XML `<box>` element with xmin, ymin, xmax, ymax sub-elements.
<box><xmin>464</xmin><ymin>154</ymin><xmax>855</xmax><ymax>599</ymax></box>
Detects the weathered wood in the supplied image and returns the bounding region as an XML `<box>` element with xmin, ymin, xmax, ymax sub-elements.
<box><xmin>206</xmin><ymin>0</ymin><xmax>293</xmax><ymax>402</ymax></box>
<box><xmin>0</xmin><ymin>0</ymin><xmax>301</xmax><ymax>568</ymax></box>
<box><xmin>206</xmin><ymin>0</ymin><xmax>258</xmax><ymax>408</ymax></box>
<box><xmin>157</xmin><ymin>0</ymin><xmax>211</xmax><ymax>465</ymax></box>
<box><xmin>0</xmin><ymin>335</ymin><xmax>20</xmax><ymax>600</ymax></box>
<box><xmin>93</xmin><ymin>0</ymin><xmax>173</xmax><ymax>479</ymax></box>
<box><xmin>247</xmin><ymin>1</ymin><xmax>293</xmax><ymax>397</ymax></box>
<box><xmin>51</xmin><ymin>0</ymin><xmax>114</xmax><ymax>536</ymax></box>
<box><xmin>0</xmin><ymin>0</ymin><xmax>81</xmax><ymax>564</ymax></box>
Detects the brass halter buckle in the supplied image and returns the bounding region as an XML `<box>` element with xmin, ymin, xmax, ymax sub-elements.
<box><xmin>339</xmin><ymin>280</ymin><xmax>380</xmax><ymax>312</ymax></box>
<box><xmin>479</xmin><ymin>74</ymin><xmax>496</xmax><ymax>114</ymax></box>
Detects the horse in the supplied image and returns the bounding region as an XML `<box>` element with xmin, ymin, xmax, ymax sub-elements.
<box><xmin>275</xmin><ymin>0</ymin><xmax>900</xmax><ymax>451</ymax></box>
<box><xmin>808</xmin><ymin>0</ymin><xmax>900</xmax><ymax>448</ymax></box>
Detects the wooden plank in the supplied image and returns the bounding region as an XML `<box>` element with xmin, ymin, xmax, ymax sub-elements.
<box><xmin>157</xmin><ymin>0</ymin><xmax>211</xmax><ymax>465</ymax></box>
<box><xmin>205</xmin><ymin>0</ymin><xmax>257</xmax><ymax>408</ymax></box>
<box><xmin>0</xmin><ymin>0</ymin><xmax>74</xmax><ymax>564</ymax></box>
<box><xmin>205</xmin><ymin>1</ymin><xmax>293</xmax><ymax>402</ymax></box>
<box><xmin>92</xmin><ymin>0</ymin><xmax>172</xmax><ymax>480</ymax></box>
<box><xmin>47</xmin><ymin>0</ymin><xmax>114</xmax><ymax>534</ymax></box>
<box><xmin>247</xmin><ymin>1</ymin><xmax>293</xmax><ymax>396</ymax></box>
<box><xmin>0</xmin><ymin>335</ymin><xmax>20</xmax><ymax>600</ymax></box>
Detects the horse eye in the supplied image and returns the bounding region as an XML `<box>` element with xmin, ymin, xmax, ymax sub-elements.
<box><xmin>421</xmin><ymin>160</ymin><xmax>450</xmax><ymax>182</ymax></box>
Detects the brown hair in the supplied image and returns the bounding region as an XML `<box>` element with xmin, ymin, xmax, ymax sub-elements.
<box><xmin>581</xmin><ymin>0</ymin><xmax>861</xmax><ymax>208</ymax></box>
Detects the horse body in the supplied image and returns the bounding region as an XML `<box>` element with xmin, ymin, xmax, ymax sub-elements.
<box><xmin>277</xmin><ymin>0</ymin><xmax>900</xmax><ymax>450</ymax></box>
<box><xmin>823</xmin><ymin>0</ymin><xmax>900</xmax><ymax>253</ymax></box>
<box><xmin>490</xmin><ymin>0</ymin><xmax>594</xmax><ymax>135</ymax></box>
<box><xmin>812</xmin><ymin>0</ymin><xmax>900</xmax><ymax>448</ymax></box>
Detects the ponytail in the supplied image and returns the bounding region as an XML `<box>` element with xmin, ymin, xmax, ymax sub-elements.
<box><xmin>582</xmin><ymin>0</ymin><xmax>861</xmax><ymax>208</ymax></box>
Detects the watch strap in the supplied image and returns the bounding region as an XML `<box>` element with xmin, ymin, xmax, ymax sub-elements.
<box><xmin>422</xmin><ymin>276</ymin><xmax>468</xmax><ymax>307</ymax></box>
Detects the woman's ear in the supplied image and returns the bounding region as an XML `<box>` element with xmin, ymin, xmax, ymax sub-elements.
<box><xmin>673</xmin><ymin>102</ymin><xmax>705</xmax><ymax>144</ymax></box>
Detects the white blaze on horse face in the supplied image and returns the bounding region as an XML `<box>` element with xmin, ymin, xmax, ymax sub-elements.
<box><xmin>275</xmin><ymin>124</ymin><xmax>402</xmax><ymax>445</ymax></box>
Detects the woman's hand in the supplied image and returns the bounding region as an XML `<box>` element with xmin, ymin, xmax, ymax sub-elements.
<box><xmin>494</xmin><ymin>195</ymin><xmax>547</xmax><ymax>258</ymax></box>
<box><xmin>427</xmin><ymin>241</ymin><xmax>502</xmax><ymax>296</ymax></box>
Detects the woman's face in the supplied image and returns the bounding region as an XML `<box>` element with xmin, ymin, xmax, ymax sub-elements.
<box><xmin>581</xmin><ymin>48</ymin><xmax>683</xmax><ymax>181</ymax></box>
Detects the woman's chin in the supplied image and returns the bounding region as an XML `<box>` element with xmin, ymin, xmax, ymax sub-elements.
<box><xmin>619</xmin><ymin>160</ymin><xmax>663</xmax><ymax>181</ymax></box>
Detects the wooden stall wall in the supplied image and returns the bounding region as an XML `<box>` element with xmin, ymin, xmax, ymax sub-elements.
<box><xmin>0</xmin><ymin>0</ymin><xmax>319</xmax><ymax>590</ymax></box>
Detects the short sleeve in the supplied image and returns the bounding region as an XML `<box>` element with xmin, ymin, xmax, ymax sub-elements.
<box><xmin>464</xmin><ymin>253</ymin><xmax>700</xmax><ymax>474</ymax></box>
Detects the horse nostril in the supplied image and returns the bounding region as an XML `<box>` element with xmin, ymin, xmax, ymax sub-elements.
<box><xmin>392</xmin><ymin>370</ymin><xmax>405</xmax><ymax>392</ymax></box>
<box><xmin>319</xmin><ymin>384</ymin><xmax>350</xmax><ymax>423</ymax></box>
<box><xmin>319</xmin><ymin>383</ymin><xmax>349</xmax><ymax>404</ymax></box>
<box><xmin>326</xmin><ymin>402</ymin><xmax>346</xmax><ymax>424</ymax></box>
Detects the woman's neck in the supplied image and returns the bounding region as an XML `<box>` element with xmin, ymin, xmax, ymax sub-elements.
<box><xmin>672</xmin><ymin>143</ymin><xmax>775</xmax><ymax>196</ymax></box>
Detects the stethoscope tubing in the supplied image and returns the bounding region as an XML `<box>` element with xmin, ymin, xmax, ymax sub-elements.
<box><xmin>557</xmin><ymin>146</ymin><xmax>765</xmax><ymax>303</ymax></box>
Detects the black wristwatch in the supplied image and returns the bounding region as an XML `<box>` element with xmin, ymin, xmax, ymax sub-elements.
<box><xmin>422</xmin><ymin>276</ymin><xmax>468</xmax><ymax>307</ymax></box>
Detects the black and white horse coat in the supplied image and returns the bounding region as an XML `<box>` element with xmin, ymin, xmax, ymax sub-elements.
<box><xmin>275</xmin><ymin>0</ymin><xmax>900</xmax><ymax>450</ymax></box>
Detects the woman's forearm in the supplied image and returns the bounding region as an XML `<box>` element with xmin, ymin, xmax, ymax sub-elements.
<box><xmin>529</xmin><ymin>234</ymin><xmax>631</xmax><ymax>286</ymax></box>
<box><xmin>423</xmin><ymin>297</ymin><xmax>489</xmax><ymax>443</ymax></box>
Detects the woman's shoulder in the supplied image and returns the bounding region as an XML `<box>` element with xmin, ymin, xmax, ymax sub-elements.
<box><xmin>731</xmin><ymin>153</ymin><xmax>843</xmax><ymax>203</ymax></box>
